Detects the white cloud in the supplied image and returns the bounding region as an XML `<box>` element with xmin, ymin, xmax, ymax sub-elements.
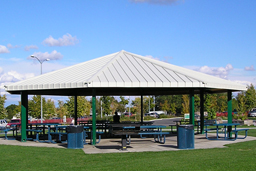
<box><xmin>144</xmin><ymin>55</ymin><xmax>173</xmax><ymax>63</ymax></box>
<box><xmin>244</xmin><ymin>65</ymin><xmax>255</xmax><ymax>71</ymax></box>
<box><xmin>0</xmin><ymin>70</ymin><xmax>34</xmax><ymax>83</ymax></box>
<box><xmin>0</xmin><ymin>68</ymin><xmax>34</xmax><ymax>97</ymax></box>
<box><xmin>225</xmin><ymin>64</ymin><xmax>233</xmax><ymax>70</ymax></box>
<box><xmin>233</xmin><ymin>80</ymin><xmax>253</xmax><ymax>86</ymax></box>
<box><xmin>163</xmin><ymin>56</ymin><xmax>173</xmax><ymax>63</ymax></box>
<box><xmin>0</xmin><ymin>60</ymin><xmax>69</xmax><ymax>106</ymax></box>
<box><xmin>130</xmin><ymin>0</ymin><xmax>181</xmax><ymax>5</ymax></box>
<box><xmin>0</xmin><ymin>45</ymin><xmax>10</xmax><ymax>53</ymax></box>
<box><xmin>145</xmin><ymin>55</ymin><xmax>161</xmax><ymax>61</ymax></box>
<box><xmin>24</xmin><ymin>45</ymin><xmax>38</xmax><ymax>51</ymax></box>
<box><xmin>0</xmin><ymin>67</ymin><xmax>3</xmax><ymax>74</ymax></box>
<box><xmin>7</xmin><ymin>44</ymin><xmax>19</xmax><ymax>49</ymax></box>
<box><xmin>43</xmin><ymin>33</ymin><xmax>79</xmax><ymax>47</ymax></box>
<box><xmin>9</xmin><ymin>58</ymin><xmax>22</xmax><ymax>62</ymax></box>
<box><xmin>196</xmin><ymin>64</ymin><xmax>233</xmax><ymax>79</ymax></box>
<box><xmin>30</xmin><ymin>50</ymin><xmax>63</xmax><ymax>61</ymax></box>
<box><xmin>186</xmin><ymin>65</ymin><xmax>256</xmax><ymax>87</ymax></box>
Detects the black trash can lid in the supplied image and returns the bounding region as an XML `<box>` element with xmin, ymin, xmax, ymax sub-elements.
<box><xmin>66</xmin><ymin>125</ymin><xmax>84</xmax><ymax>133</ymax></box>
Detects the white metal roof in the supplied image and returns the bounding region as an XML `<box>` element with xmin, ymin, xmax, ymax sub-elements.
<box><xmin>5</xmin><ymin>50</ymin><xmax>247</xmax><ymax>94</ymax></box>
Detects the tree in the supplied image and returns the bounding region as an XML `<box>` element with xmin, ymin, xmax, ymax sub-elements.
<box><xmin>159</xmin><ymin>100</ymin><xmax>170</xmax><ymax>113</ymax></box>
<box><xmin>28</xmin><ymin>95</ymin><xmax>42</xmax><ymax>118</ymax></box>
<box><xmin>204</xmin><ymin>94</ymin><xmax>217</xmax><ymax>119</ymax></box>
<box><xmin>216</xmin><ymin>93</ymin><xmax>227</xmax><ymax>112</ymax></box>
<box><xmin>110</xmin><ymin>97</ymin><xmax>119</xmax><ymax>115</ymax></box>
<box><xmin>116</xmin><ymin>96</ymin><xmax>129</xmax><ymax>113</ymax></box>
<box><xmin>131</xmin><ymin>97</ymin><xmax>141</xmax><ymax>114</ymax></box>
<box><xmin>6</xmin><ymin>104</ymin><xmax>20</xmax><ymax>120</ymax></box>
<box><xmin>101</xmin><ymin>96</ymin><xmax>112</xmax><ymax>116</ymax></box>
<box><xmin>56</xmin><ymin>100</ymin><xmax>68</xmax><ymax>119</ymax></box>
<box><xmin>155</xmin><ymin>95</ymin><xmax>180</xmax><ymax>114</ymax></box>
<box><xmin>194</xmin><ymin>95</ymin><xmax>200</xmax><ymax>112</ymax></box>
<box><xmin>0</xmin><ymin>95</ymin><xmax>7</xmax><ymax>119</ymax></box>
<box><xmin>65</xmin><ymin>96</ymin><xmax>91</xmax><ymax>118</ymax></box>
<box><xmin>131</xmin><ymin>97</ymin><xmax>142</xmax><ymax>120</ymax></box>
<box><xmin>95</xmin><ymin>97</ymin><xmax>102</xmax><ymax>117</ymax></box>
<box><xmin>182</xmin><ymin>95</ymin><xmax>189</xmax><ymax>114</ymax></box>
<box><xmin>245</xmin><ymin>84</ymin><xmax>256</xmax><ymax>111</ymax></box>
<box><xmin>232</xmin><ymin>97</ymin><xmax>238</xmax><ymax>112</ymax></box>
<box><xmin>236</xmin><ymin>92</ymin><xmax>247</xmax><ymax>115</ymax></box>
<box><xmin>44</xmin><ymin>99</ymin><xmax>56</xmax><ymax>119</ymax></box>
<box><xmin>148</xmin><ymin>96</ymin><xmax>155</xmax><ymax>112</ymax></box>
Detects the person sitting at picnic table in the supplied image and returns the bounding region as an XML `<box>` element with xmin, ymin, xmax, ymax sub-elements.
<box><xmin>113</xmin><ymin>112</ymin><xmax>120</xmax><ymax>123</ymax></box>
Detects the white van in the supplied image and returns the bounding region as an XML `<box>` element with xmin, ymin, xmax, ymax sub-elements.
<box><xmin>0</xmin><ymin>119</ymin><xmax>7</xmax><ymax>129</ymax></box>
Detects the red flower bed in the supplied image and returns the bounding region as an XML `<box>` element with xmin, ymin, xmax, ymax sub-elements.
<box><xmin>216</xmin><ymin>112</ymin><xmax>235</xmax><ymax>117</ymax></box>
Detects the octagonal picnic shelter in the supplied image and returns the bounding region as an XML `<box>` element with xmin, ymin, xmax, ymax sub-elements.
<box><xmin>5</xmin><ymin>50</ymin><xmax>247</xmax><ymax>145</ymax></box>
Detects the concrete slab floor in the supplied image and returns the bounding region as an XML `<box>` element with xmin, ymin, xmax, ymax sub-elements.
<box><xmin>1</xmin><ymin>134</ymin><xmax>256</xmax><ymax>154</ymax></box>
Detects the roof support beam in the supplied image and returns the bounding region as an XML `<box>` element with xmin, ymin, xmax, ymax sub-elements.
<box><xmin>92</xmin><ymin>89</ymin><xmax>96</xmax><ymax>146</ymax></box>
<box><xmin>21</xmin><ymin>91</ymin><xmax>28</xmax><ymax>142</ymax></box>
<box><xmin>189</xmin><ymin>90</ymin><xmax>195</xmax><ymax>125</ymax></box>
<box><xmin>200</xmin><ymin>90</ymin><xmax>205</xmax><ymax>134</ymax></box>
<box><xmin>227</xmin><ymin>91</ymin><xmax>232</xmax><ymax>137</ymax></box>
<box><xmin>141</xmin><ymin>95</ymin><xmax>143</xmax><ymax>123</ymax></box>
<box><xmin>74</xmin><ymin>95</ymin><xmax>77</xmax><ymax>125</ymax></box>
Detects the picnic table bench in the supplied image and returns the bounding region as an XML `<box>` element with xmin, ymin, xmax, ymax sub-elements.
<box><xmin>3</xmin><ymin>127</ymin><xmax>19</xmax><ymax>140</ymax></box>
<box><xmin>49</xmin><ymin>125</ymin><xmax>75</xmax><ymax>144</ymax></box>
<box><xmin>26</xmin><ymin>129</ymin><xmax>43</xmax><ymax>142</ymax></box>
<box><xmin>231</xmin><ymin>128</ymin><xmax>249</xmax><ymax>139</ymax></box>
<box><xmin>139</xmin><ymin>125</ymin><xmax>169</xmax><ymax>144</ymax></box>
<box><xmin>3</xmin><ymin>128</ymin><xmax>16</xmax><ymax>140</ymax></box>
<box><xmin>83</xmin><ymin>126</ymin><xmax>104</xmax><ymax>145</ymax></box>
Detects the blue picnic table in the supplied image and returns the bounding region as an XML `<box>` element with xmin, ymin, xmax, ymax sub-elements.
<box><xmin>205</xmin><ymin>123</ymin><xmax>248</xmax><ymax>140</ymax></box>
<box><xmin>3</xmin><ymin>124</ymin><xmax>20</xmax><ymax>140</ymax></box>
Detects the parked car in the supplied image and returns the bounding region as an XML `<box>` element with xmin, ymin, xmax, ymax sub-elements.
<box><xmin>248</xmin><ymin>110</ymin><xmax>256</xmax><ymax>117</ymax></box>
<box><xmin>123</xmin><ymin>112</ymin><xmax>134</xmax><ymax>117</ymax></box>
<box><xmin>0</xmin><ymin>119</ymin><xmax>7</xmax><ymax>129</ymax></box>
<box><xmin>6</xmin><ymin>119</ymin><xmax>21</xmax><ymax>128</ymax></box>
<box><xmin>144</xmin><ymin>112</ymin><xmax>159</xmax><ymax>118</ymax></box>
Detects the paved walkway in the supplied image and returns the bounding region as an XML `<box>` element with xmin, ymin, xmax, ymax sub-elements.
<box><xmin>1</xmin><ymin>133</ymin><xmax>256</xmax><ymax>154</ymax></box>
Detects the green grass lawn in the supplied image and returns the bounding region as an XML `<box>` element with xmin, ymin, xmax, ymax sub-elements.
<box><xmin>1</xmin><ymin>126</ymin><xmax>256</xmax><ymax>171</ymax></box>
<box><xmin>1</xmin><ymin>124</ymin><xmax>256</xmax><ymax>171</ymax></box>
<box><xmin>0</xmin><ymin>140</ymin><xmax>256</xmax><ymax>171</ymax></box>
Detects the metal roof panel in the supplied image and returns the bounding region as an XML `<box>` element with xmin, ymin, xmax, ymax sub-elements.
<box><xmin>5</xmin><ymin>50</ymin><xmax>247</xmax><ymax>92</ymax></box>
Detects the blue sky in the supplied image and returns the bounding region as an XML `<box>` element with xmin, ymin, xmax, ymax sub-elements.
<box><xmin>0</xmin><ymin>0</ymin><xmax>256</xmax><ymax>107</ymax></box>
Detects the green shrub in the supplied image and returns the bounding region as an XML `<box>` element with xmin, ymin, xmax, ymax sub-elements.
<box><xmin>159</xmin><ymin>114</ymin><xmax>171</xmax><ymax>119</ymax></box>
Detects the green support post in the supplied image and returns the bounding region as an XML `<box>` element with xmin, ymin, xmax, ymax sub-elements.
<box><xmin>74</xmin><ymin>95</ymin><xmax>77</xmax><ymax>125</ymax></box>
<box><xmin>227</xmin><ymin>91</ymin><xmax>232</xmax><ymax>123</ymax></box>
<box><xmin>21</xmin><ymin>91</ymin><xmax>28</xmax><ymax>142</ymax></box>
<box><xmin>190</xmin><ymin>90</ymin><xmax>195</xmax><ymax>125</ymax></box>
<box><xmin>200</xmin><ymin>90</ymin><xmax>205</xmax><ymax>134</ymax></box>
<box><xmin>141</xmin><ymin>95</ymin><xmax>143</xmax><ymax>124</ymax></box>
<box><xmin>92</xmin><ymin>90</ymin><xmax>96</xmax><ymax>146</ymax></box>
<box><xmin>228</xmin><ymin>91</ymin><xmax>232</xmax><ymax>137</ymax></box>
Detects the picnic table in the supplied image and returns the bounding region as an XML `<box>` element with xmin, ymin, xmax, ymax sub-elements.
<box><xmin>46</xmin><ymin>125</ymin><xmax>103</xmax><ymax>145</ymax></box>
<box><xmin>205</xmin><ymin>123</ymin><xmax>249</xmax><ymax>140</ymax></box>
<box><xmin>170</xmin><ymin>120</ymin><xmax>200</xmax><ymax>134</ymax></box>
<box><xmin>26</xmin><ymin>123</ymin><xmax>60</xmax><ymax>142</ymax></box>
<box><xmin>3</xmin><ymin>124</ymin><xmax>20</xmax><ymax>140</ymax></box>
<box><xmin>108</xmin><ymin>123</ymin><xmax>169</xmax><ymax>150</ymax></box>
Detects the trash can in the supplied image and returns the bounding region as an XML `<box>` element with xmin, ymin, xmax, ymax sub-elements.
<box><xmin>177</xmin><ymin>124</ymin><xmax>194</xmax><ymax>149</ymax></box>
<box><xmin>66</xmin><ymin>125</ymin><xmax>84</xmax><ymax>149</ymax></box>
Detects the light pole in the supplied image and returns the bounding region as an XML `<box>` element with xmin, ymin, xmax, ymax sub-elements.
<box><xmin>31</xmin><ymin>55</ymin><xmax>50</xmax><ymax>123</ymax></box>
